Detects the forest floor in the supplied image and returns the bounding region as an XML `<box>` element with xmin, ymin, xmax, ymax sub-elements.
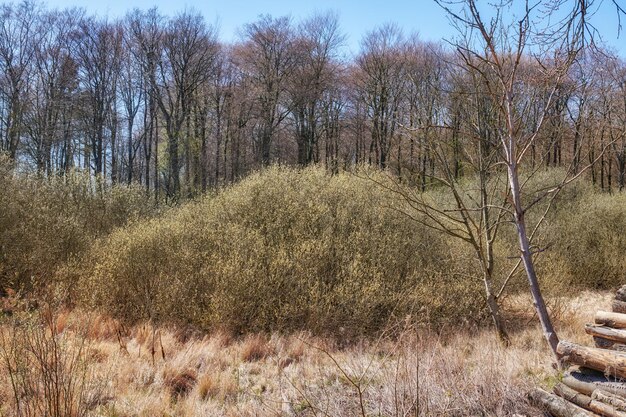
<box><xmin>0</xmin><ymin>291</ymin><xmax>611</xmax><ymax>417</ymax></box>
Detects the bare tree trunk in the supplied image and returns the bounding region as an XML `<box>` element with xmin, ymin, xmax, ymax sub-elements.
<box><xmin>484</xmin><ymin>275</ymin><xmax>508</xmax><ymax>343</ymax></box>
<box><xmin>128</xmin><ymin>117</ymin><xmax>134</xmax><ymax>184</ymax></box>
<box><xmin>154</xmin><ymin>111</ymin><xmax>159</xmax><ymax>202</ymax></box>
<box><xmin>111</xmin><ymin>108</ymin><xmax>118</xmax><ymax>184</ymax></box>
<box><xmin>508</xmin><ymin>153</ymin><xmax>559</xmax><ymax>357</ymax></box>
<box><xmin>480</xmin><ymin>166</ymin><xmax>509</xmax><ymax>343</ymax></box>
<box><xmin>215</xmin><ymin>101</ymin><xmax>222</xmax><ymax>186</ymax></box>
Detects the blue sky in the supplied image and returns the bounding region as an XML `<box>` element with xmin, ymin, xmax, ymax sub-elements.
<box><xmin>41</xmin><ymin>0</ymin><xmax>626</xmax><ymax>57</ymax></box>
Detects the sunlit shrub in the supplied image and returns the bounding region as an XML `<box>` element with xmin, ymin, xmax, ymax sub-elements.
<box><xmin>0</xmin><ymin>155</ymin><xmax>156</xmax><ymax>293</ymax></box>
<box><xmin>73</xmin><ymin>166</ymin><xmax>465</xmax><ymax>336</ymax></box>
<box><xmin>7</xmin><ymin>156</ymin><xmax>624</xmax><ymax>336</ymax></box>
<box><xmin>544</xmin><ymin>190</ymin><xmax>626</xmax><ymax>290</ymax></box>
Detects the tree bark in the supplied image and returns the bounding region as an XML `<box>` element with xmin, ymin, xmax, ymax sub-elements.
<box><xmin>554</xmin><ymin>383</ymin><xmax>626</xmax><ymax>417</ymax></box>
<box><xmin>558</xmin><ymin>341</ymin><xmax>626</xmax><ymax>379</ymax></box>
<box><xmin>586</xmin><ymin>325</ymin><xmax>626</xmax><ymax>344</ymax></box>
<box><xmin>507</xmin><ymin>154</ymin><xmax>559</xmax><ymax>357</ymax></box>
<box><xmin>592</xmin><ymin>390</ymin><xmax>626</xmax><ymax>412</ymax></box>
<box><xmin>563</xmin><ymin>370</ymin><xmax>626</xmax><ymax>398</ymax></box>
<box><xmin>479</xmin><ymin>162</ymin><xmax>509</xmax><ymax>344</ymax></box>
<box><xmin>593</xmin><ymin>336</ymin><xmax>626</xmax><ymax>352</ymax></box>
<box><xmin>614</xmin><ymin>300</ymin><xmax>626</xmax><ymax>314</ymax></box>
<box><xmin>167</xmin><ymin>129</ymin><xmax>180</xmax><ymax>198</ymax></box>
<box><xmin>596</xmin><ymin>312</ymin><xmax>626</xmax><ymax>329</ymax></box>
<box><xmin>528</xmin><ymin>388</ymin><xmax>595</xmax><ymax>417</ymax></box>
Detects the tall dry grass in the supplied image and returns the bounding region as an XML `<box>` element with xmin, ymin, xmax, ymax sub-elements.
<box><xmin>0</xmin><ymin>291</ymin><xmax>609</xmax><ymax>416</ymax></box>
<box><xmin>0</xmin><ymin>306</ymin><xmax>111</xmax><ymax>417</ymax></box>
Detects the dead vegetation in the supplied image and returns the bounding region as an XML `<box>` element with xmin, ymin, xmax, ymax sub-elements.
<box><xmin>0</xmin><ymin>291</ymin><xmax>610</xmax><ymax>416</ymax></box>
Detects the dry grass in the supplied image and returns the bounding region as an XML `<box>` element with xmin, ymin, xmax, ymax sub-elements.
<box><xmin>197</xmin><ymin>371</ymin><xmax>239</xmax><ymax>402</ymax></box>
<box><xmin>0</xmin><ymin>291</ymin><xmax>609</xmax><ymax>416</ymax></box>
<box><xmin>163</xmin><ymin>367</ymin><xmax>198</xmax><ymax>398</ymax></box>
<box><xmin>240</xmin><ymin>334</ymin><xmax>274</xmax><ymax>362</ymax></box>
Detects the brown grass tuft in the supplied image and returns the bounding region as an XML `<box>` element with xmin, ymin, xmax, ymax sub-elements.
<box><xmin>87</xmin><ymin>347</ymin><xmax>108</xmax><ymax>363</ymax></box>
<box><xmin>54</xmin><ymin>309</ymin><xmax>70</xmax><ymax>334</ymax></box>
<box><xmin>163</xmin><ymin>367</ymin><xmax>197</xmax><ymax>399</ymax></box>
<box><xmin>87</xmin><ymin>313</ymin><xmax>121</xmax><ymax>340</ymax></box>
<box><xmin>197</xmin><ymin>371</ymin><xmax>238</xmax><ymax>402</ymax></box>
<box><xmin>240</xmin><ymin>334</ymin><xmax>272</xmax><ymax>362</ymax></box>
<box><xmin>207</xmin><ymin>330</ymin><xmax>233</xmax><ymax>350</ymax></box>
<box><xmin>286</xmin><ymin>336</ymin><xmax>306</xmax><ymax>361</ymax></box>
<box><xmin>135</xmin><ymin>323</ymin><xmax>151</xmax><ymax>346</ymax></box>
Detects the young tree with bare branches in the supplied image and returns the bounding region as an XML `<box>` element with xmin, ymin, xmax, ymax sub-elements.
<box><xmin>435</xmin><ymin>0</ymin><xmax>594</xmax><ymax>358</ymax></box>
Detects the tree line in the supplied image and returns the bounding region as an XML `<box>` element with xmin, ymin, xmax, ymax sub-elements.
<box><xmin>1</xmin><ymin>1</ymin><xmax>625</xmax><ymax>200</ymax></box>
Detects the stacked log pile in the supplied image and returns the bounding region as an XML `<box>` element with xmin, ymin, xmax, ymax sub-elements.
<box><xmin>530</xmin><ymin>286</ymin><xmax>626</xmax><ymax>416</ymax></box>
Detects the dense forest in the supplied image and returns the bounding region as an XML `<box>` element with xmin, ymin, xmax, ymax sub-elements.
<box><xmin>2</xmin><ymin>1</ymin><xmax>626</xmax><ymax>199</ymax></box>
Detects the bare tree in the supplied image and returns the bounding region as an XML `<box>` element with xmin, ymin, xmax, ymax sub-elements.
<box><xmin>435</xmin><ymin>0</ymin><xmax>592</xmax><ymax>358</ymax></box>
<box><xmin>119</xmin><ymin>24</ymin><xmax>145</xmax><ymax>184</ymax></box>
<box><xmin>23</xmin><ymin>8</ymin><xmax>81</xmax><ymax>175</ymax></box>
<box><xmin>356</xmin><ymin>24</ymin><xmax>406</xmax><ymax>169</ymax></box>
<box><xmin>403</xmin><ymin>38</ymin><xmax>445</xmax><ymax>187</ymax></box>
<box><xmin>238</xmin><ymin>15</ymin><xmax>296</xmax><ymax>166</ymax></box>
<box><xmin>73</xmin><ymin>17</ymin><xmax>122</xmax><ymax>177</ymax></box>
<box><xmin>372</xmin><ymin>54</ymin><xmax>514</xmax><ymax>343</ymax></box>
<box><xmin>0</xmin><ymin>0</ymin><xmax>39</xmax><ymax>159</ymax></box>
<box><xmin>223</xmin><ymin>45</ymin><xmax>255</xmax><ymax>182</ymax></box>
<box><xmin>289</xmin><ymin>12</ymin><xmax>344</xmax><ymax>166</ymax></box>
<box><xmin>603</xmin><ymin>56</ymin><xmax>626</xmax><ymax>191</ymax></box>
<box><xmin>321</xmin><ymin>65</ymin><xmax>347</xmax><ymax>174</ymax></box>
<box><xmin>152</xmin><ymin>10</ymin><xmax>217</xmax><ymax>198</ymax></box>
<box><xmin>126</xmin><ymin>8</ymin><xmax>163</xmax><ymax>198</ymax></box>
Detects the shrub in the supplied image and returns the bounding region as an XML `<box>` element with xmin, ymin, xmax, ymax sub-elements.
<box><xmin>26</xmin><ymin>162</ymin><xmax>626</xmax><ymax>334</ymax></box>
<box><xmin>0</xmin><ymin>309</ymin><xmax>101</xmax><ymax>417</ymax></box>
<box><xmin>72</xmin><ymin>166</ymin><xmax>465</xmax><ymax>336</ymax></box>
<box><xmin>543</xmin><ymin>190</ymin><xmax>626</xmax><ymax>290</ymax></box>
<box><xmin>0</xmin><ymin>155</ymin><xmax>157</xmax><ymax>294</ymax></box>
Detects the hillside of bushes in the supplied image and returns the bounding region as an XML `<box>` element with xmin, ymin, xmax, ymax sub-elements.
<box><xmin>1</xmin><ymin>158</ymin><xmax>625</xmax><ymax>336</ymax></box>
<box><xmin>67</xmin><ymin>167</ymin><xmax>479</xmax><ymax>335</ymax></box>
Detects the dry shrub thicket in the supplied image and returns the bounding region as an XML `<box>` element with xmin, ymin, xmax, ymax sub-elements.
<box><xmin>0</xmin><ymin>155</ymin><xmax>157</xmax><ymax>295</ymax></box>
<box><xmin>67</xmin><ymin>166</ymin><xmax>625</xmax><ymax>335</ymax></box>
<box><xmin>1</xmin><ymin>157</ymin><xmax>625</xmax><ymax>336</ymax></box>
<box><xmin>68</xmin><ymin>166</ymin><xmax>489</xmax><ymax>335</ymax></box>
